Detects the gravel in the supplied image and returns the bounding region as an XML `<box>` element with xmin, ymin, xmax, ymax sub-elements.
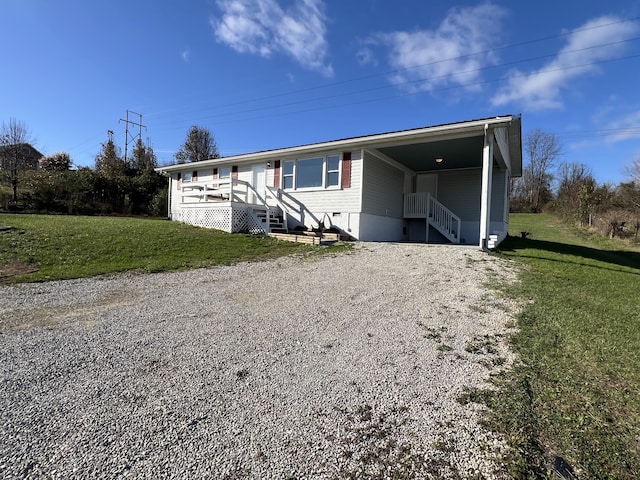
<box><xmin>0</xmin><ymin>242</ymin><xmax>519</xmax><ymax>479</ymax></box>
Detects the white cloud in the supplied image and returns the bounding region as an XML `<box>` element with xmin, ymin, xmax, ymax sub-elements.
<box><xmin>181</xmin><ymin>49</ymin><xmax>191</xmax><ymax>63</ymax></box>
<box><xmin>359</xmin><ymin>3</ymin><xmax>507</xmax><ymax>93</ymax></box>
<box><xmin>211</xmin><ymin>0</ymin><xmax>333</xmax><ymax>76</ymax></box>
<box><xmin>603</xmin><ymin>109</ymin><xmax>640</xmax><ymax>143</ymax></box>
<box><xmin>492</xmin><ymin>16</ymin><xmax>640</xmax><ymax>110</ymax></box>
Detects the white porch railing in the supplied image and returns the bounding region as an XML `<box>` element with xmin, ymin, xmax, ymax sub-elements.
<box><xmin>404</xmin><ymin>193</ymin><xmax>461</xmax><ymax>243</ymax></box>
<box><xmin>180</xmin><ymin>179</ymin><xmax>280</xmax><ymax>233</ymax></box>
<box><xmin>265</xmin><ymin>186</ymin><xmax>320</xmax><ymax>231</ymax></box>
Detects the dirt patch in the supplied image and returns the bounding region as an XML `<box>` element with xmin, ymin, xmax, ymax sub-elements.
<box><xmin>0</xmin><ymin>260</ymin><xmax>39</xmax><ymax>284</ymax></box>
<box><xmin>0</xmin><ymin>291</ymin><xmax>140</xmax><ymax>332</ymax></box>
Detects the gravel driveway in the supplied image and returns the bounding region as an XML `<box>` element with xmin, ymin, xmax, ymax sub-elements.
<box><xmin>0</xmin><ymin>243</ymin><xmax>517</xmax><ymax>479</ymax></box>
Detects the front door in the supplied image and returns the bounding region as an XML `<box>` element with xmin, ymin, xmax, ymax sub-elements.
<box><xmin>251</xmin><ymin>165</ymin><xmax>266</xmax><ymax>204</ymax></box>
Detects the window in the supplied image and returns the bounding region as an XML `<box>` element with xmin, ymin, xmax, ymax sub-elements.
<box><xmin>183</xmin><ymin>171</ymin><xmax>192</xmax><ymax>182</ymax></box>
<box><xmin>297</xmin><ymin>157</ymin><xmax>324</xmax><ymax>188</ymax></box>
<box><xmin>283</xmin><ymin>160</ymin><xmax>294</xmax><ymax>189</ymax></box>
<box><xmin>282</xmin><ymin>154</ymin><xmax>341</xmax><ymax>190</ymax></box>
<box><xmin>220</xmin><ymin>167</ymin><xmax>231</xmax><ymax>178</ymax></box>
<box><xmin>326</xmin><ymin>155</ymin><xmax>340</xmax><ymax>187</ymax></box>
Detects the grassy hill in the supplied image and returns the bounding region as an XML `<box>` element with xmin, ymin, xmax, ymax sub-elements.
<box><xmin>0</xmin><ymin>214</ymin><xmax>332</xmax><ymax>283</ymax></box>
<box><xmin>489</xmin><ymin>214</ymin><xmax>640</xmax><ymax>478</ymax></box>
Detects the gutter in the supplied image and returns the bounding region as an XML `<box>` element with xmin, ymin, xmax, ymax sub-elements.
<box><xmin>156</xmin><ymin>116</ymin><xmax>517</xmax><ymax>174</ymax></box>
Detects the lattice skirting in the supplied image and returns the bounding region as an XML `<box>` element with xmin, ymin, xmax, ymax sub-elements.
<box><xmin>176</xmin><ymin>206</ymin><xmax>267</xmax><ymax>234</ymax></box>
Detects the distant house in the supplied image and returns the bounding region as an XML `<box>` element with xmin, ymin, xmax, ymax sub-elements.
<box><xmin>0</xmin><ymin>143</ymin><xmax>43</xmax><ymax>171</ymax></box>
<box><xmin>157</xmin><ymin>115</ymin><xmax>522</xmax><ymax>249</ymax></box>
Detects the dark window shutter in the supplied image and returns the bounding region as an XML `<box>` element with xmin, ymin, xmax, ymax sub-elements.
<box><xmin>177</xmin><ymin>172</ymin><xmax>181</xmax><ymax>190</ymax></box>
<box><xmin>192</xmin><ymin>170</ymin><xmax>198</xmax><ymax>181</ymax></box>
<box><xmin>232</xmin><ymin>165</ymin><xmax>238</xmax><ymax>179</ymax></box>
<box><xmin>274</xmin><ymin>160</ymin><xmax>281</xmax><ymax>188</ymax></box>
<box><xmin>213</xmin><ymin>168</ymin><xmax>218</xmax><ymax>178</ymax></box>
<box><xmin>341</xmin><ymin>152</ymin><xmax>351</xmax><ymax>189</ymax></box>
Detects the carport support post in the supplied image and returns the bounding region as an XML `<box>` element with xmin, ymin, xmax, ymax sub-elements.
<box><xmin>479</xmin><ymin>125</ymin><xmax>493</xmax><ymax>250</ymax></box>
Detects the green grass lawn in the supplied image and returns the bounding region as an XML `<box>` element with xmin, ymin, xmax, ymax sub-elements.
<box><xmin>0</xmin><ymin>214</ymin><xmax>337</xmax><ymax>283</ymax></box>
<box><xmin>489</xmin><ymin>214</ymin><xmax>640</xmax><ymax>478</ymax></box>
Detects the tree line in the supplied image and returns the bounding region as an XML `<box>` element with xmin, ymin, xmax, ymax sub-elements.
<box><xmin>511</xmin><ymin>129</ymin><xmax>640</xmax><ymax>240</ymax></box>
<box><xmin>0</xmin><ymin>120</ymin><xmax>218</xmax><ymax>216</ymax></box>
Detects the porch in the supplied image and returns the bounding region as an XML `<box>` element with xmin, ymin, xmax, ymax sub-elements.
<box><xmin>176</xmin><ymin>178</ymin><xmax>329</xmax><ymax>240</ymax></box>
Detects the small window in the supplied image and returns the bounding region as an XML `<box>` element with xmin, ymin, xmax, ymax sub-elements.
<box><xmin>183</xmin><ymin>172</ymin><xmax>192</xmax><ymax>182</ymax></box>
<box><xmin>326</xmin><ymin>155</ymin><xmax>340</xmax><ymax>187</ymax></box>
<box><xmin>283</xmin><ymin>160</ymin><xmax>294</xmax><ymax>189</ymax></box>
<box><xmin>296</xmin><ymin>157</ymin><xmax>323</xmax><ymax>188</ymax></box>
<box><xmin>220</xmin><ymin>167</ymin><xmax>231</xmax><ymax>178</ymax></box>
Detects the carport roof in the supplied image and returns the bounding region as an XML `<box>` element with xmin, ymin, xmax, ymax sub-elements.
<box><xmin>157</xmin><ymin>114</ymin><xmax>522</xmax><ymax>176</ymax></box>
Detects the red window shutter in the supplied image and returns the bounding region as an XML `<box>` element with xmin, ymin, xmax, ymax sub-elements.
<box><xmin>212</xmin><ymin>168</ymin><xmax>218</xmax><ymax>187</ymax></box>
<box><xmin>232</xmin><ymin>165</ymin><xmax>238</xmax><ymax>179</ymax></box>
<box><xmin>274</xmin><ymin>160</ymin><xmax>281</xmax><ymax>188</ymax></box>
<box><xmin>341</xmin><ymin>152</ymin><xmax>351</xmax><ymax>189</ymax></box>
<box><xmin>177</xmin><ymin>173</ymin><xmax>181</xmax><ymax>191</ymax></box>
<box><xmin>192</xmin><ymin>170</ymin><xmax>198</xmax><ymax>182</ymax></box>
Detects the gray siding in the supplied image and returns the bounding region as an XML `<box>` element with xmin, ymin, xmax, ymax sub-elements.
<box><xmin>361</xmin><ymin>150</ymin><xmax>404</xmax><ymax>218</ymax></box>
<box><xmin>437</xmin><ymin>169</ymin><xmax>481</xmax><ymax>221</ymax></box>
<box><xmin>490</xmin><ymin>169</ymin><xmax>507</xmax><ymax>222</ymax></box>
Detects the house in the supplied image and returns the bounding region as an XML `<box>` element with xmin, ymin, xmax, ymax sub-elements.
<box><xmin>0</xmin><ymin>143</ymin><xmax>43</xmax><ymax>171</ymax></box>
<box><xmin>157</xmin><ymin>114</ymin><xmax>522</xmax><ymax>249</ymax></box>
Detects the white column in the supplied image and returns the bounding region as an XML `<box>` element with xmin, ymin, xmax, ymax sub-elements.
<box><xmin>479</xmin><ymin>126</ymin><xmax>494</xmax><ymax>249</ymax></box>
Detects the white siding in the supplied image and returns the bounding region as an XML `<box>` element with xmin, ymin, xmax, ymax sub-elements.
<box><xmin>275</xmin><ymin>150</ymin><xmax>363</xmax><ymax>234</ymax></box>
<box><xmin>169</xmin><ymin>174</ymin><xmax>180</xmax><ymax>220</ymax></box>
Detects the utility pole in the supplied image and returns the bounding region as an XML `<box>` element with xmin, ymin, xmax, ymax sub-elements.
<box><xmin>119</xmin><ymin>110</ymin><xmax>146</xmax><ymax>164</ymax></box>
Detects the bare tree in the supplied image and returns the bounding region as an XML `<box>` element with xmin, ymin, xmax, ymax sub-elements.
<box><xmin>624</xmin><ymin>157</ymin><xmax>640</xmax><ymax>184</ymax></box>
<box><xmin>0</xmin><ymin>118</ymin><xmax>37</xmax><ymax>203</ymax></box>
<box><xmin>525</xmin><ymin>129</ymin><xmax>562</xmax><ymax>212</ymax></box>
<box><xmin>175</xmin><ymin>125</ymin><xmax>220</xmax><ymax>163</ymax></box>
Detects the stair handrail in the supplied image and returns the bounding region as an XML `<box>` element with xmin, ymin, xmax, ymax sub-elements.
<box><xmin>264</xmin><ymin>186</ymin><xmax>289</xmax><ymax>231</ymax></box>
<box><xmin>266</xmin><ymin>186</ymin><xmax>320</xmax><ymax>229</ymax></box>
<box><xmin>427</xmin><ymin>194</ymin><xmax>461</xmax><ymax>243</ymax></box>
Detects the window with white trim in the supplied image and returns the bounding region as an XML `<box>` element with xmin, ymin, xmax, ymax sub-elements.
<box><xmin>326</xmin><ymin>154</ymin><xmax>340</xmax><ymax>187</ymax></box>
<box><xmin>283</xmin><ymin>160</ymin><xmax>294</xmax><ymax>189</ymax></box>
<box><xmin>183</xmin><ymin>171</ymin><xmax>193</xmax><ymax>182</ymax></box>
<box><xmin>219</xmin><ymin>167</ymin><xmax>231</xmax><ymax>178</ymax></box>
<box><xmin>282</xmin><ymin>154</ymin><xmax>341</xmax><ymax>190</ymax></box>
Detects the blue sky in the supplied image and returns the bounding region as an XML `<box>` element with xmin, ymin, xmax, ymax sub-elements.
<box><xmin>2</xmin><ymin>0</ymin><xmax>640</xmax><ymax>185</ymax></box>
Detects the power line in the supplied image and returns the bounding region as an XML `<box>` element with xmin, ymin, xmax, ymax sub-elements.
<box><xmin>149</xmin><ymin>36</ymin><xmax>640</xmax><ymax>130</ymax></box>
<box><xmin>143</xmin><ymin>15</ymin><xmax>640</xmax><ymax>121</ymax></box>
<box><xmin>149</xmin><ymin>50</ymin><xmax>640</xmax><ymax>134</ymax></box>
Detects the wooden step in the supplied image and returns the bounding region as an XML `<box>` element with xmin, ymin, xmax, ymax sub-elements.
<box><xmin>268</xmin><ymin>232</ymin><xmax>339</xmax><ymax>245</ymax></box>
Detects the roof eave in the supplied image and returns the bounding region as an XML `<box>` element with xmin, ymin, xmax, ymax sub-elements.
<box><xmin>156</xmin><ymin>115</ymin><xmax>517</xmax><ymax>173</ymax></box>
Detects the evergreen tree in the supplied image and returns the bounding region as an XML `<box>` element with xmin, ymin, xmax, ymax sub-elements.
<box><xmin>131</xmin><ymin>138</ymin><xmax>157</xmax><ymax>173</ymax></box>
<box><xmin>95</xmin><ymin>136</ymin><xmax>126</xmax><ymax>179</ymax></box>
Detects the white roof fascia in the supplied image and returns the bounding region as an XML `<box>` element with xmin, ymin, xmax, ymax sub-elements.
<box><xmin>156</xmin><ymin>116</ymin><xmax>515</xmax><ymax>174</ymax></box>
